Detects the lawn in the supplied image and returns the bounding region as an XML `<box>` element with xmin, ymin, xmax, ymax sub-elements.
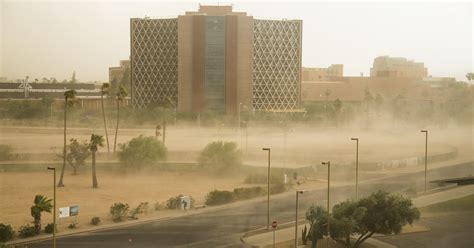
<box><xmin>420</xmin><ymin>194</ymin><xmax>474</xmax><ymax>213</ymax></box>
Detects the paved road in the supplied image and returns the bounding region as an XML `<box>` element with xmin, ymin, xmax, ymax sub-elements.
<box><xmin>28</xmin><ymin>161</ymin><xmax>473</xmax><ymax>248</ymax></box>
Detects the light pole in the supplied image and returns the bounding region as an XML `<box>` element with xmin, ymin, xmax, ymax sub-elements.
<box><xmin>238</xmin><ymin>102</ymin><xmax>243</xmax><ymax>131</ymax></box>
<box><xmin>294</xmin><ymin>190</ymin><xmax>306</xmax><ymax>248</ymax></box>
<box><xmin>321</xmin><ymin>161</ymin><xmax>331</xmax><ymax>248</ymax></box>
<box><xmin>262</xmin><ymin>147</ymin><xmax>271</xmax><ymax>230</ymax></box>
<box><xmin>351</xmin><ymin>138</ymin><xmax>359</xmax><ymax>200</ymax></box>
<box><xmin>421</xmin><ymin>130</ymin><xmax>428</xmax><ymax>193</ymax></box>
<box><xmin>47</xmin><ymin>166</ymin><xmax>57</xmax><ymax>248</ymax></box>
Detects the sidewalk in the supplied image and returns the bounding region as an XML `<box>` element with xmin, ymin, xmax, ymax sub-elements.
<box><xmin>242</xmin><ymin>184</ymin><xmax>474</xmax><ymax>248</ymax></box>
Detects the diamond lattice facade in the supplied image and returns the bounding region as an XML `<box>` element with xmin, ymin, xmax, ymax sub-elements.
<box><xmin>130</xmin><ymin>6</ymin><xmax>302</xmax><ymax>114</ymax></box>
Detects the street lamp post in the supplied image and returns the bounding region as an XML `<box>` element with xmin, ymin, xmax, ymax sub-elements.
<box><xmin>351</xmin><ymin>138</ymin><xmax>359</xmax><ymax>200</ymax></box>
<box><xmin>47</xmin><ymin>166</ymin><xmax>57</xmax><ymax>248</ymax></box>
<box><xmin>238</xmin><ymin>102</ymin><xmax>243</xmax><ymax>131</ymax></box>
<box><xmin>421</xmin><ymin>130</ymin><xmax>428</xmax><ymax>193</ymax></box>
<box><xmin>321</xmin><ymin>161</ymin><xmax>331</xmax><ymax>248</ymax></box>
<box><xmin>262</xmin><ymin>148</ymin><xmax>271</xmax><ymax>230</ymax></box>
<box><xmin>294</xmin><ymin>190</ymin><xmax>306</xmax><ymax>248</ymax></box>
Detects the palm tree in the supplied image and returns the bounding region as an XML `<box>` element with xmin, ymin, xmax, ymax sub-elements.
<box><xmin>113</xmin><ymin>85</ymin><xmax>128</xmax><ymax>153</ymax></box>
<box><xmin>30</xmin><ymin>195</ymin><xmax>53</xmax><ymax>234</ymax></box>
<box><xmin>89</xmin><ymin>134</ymin><xmax>104</xmax><ymax>188</ymax></box>
<box><xmin>58</xmin><ymin>89</ymin><xmax>77</xmax><ymax>187</ymax></box>
<box><xmin>100</xmin><ymin>83</ymin><xmax>111</xmax><ymax>153</ymax></box>
<box><xmin>466</xmin><ymin>72</ymin><xmax>474</xmax><ymax>84</ymax></box>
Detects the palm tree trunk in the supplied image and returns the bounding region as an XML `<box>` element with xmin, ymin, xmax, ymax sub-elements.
<box><xmin>58</xmin><ymin>98</ymin><xmax>67</xmax><ymax>187</ymax></box>
<box><xmin>113</xmin><ymin>99</ymin><xmax>120</xmax><ymax>153</ymax></box>
<box><xmin>101</xmin><ymin>94</ymin><xmax>110</xmax><ymax>153</ymax></box>
<box><xmin>92</xmin><ymin>151</ymin><xmax>98</xmax><ymax>188</ymax></box>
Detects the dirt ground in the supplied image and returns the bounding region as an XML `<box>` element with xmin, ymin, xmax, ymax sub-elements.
<box><xmin>1</xmin><ymin>124</ymin><xmax>470</xmax><ymax>167</ymax></box>
<box><xmin>0</xmin><ymin>170</ymin><xmax>249</xmax><ymax>230</ymax></box>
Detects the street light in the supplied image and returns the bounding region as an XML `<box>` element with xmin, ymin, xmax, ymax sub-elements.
<box><xmin>47</xmin><ymin>166</ymin><xmax>57</xmax><ymax>248</ymax></box>
<box><xmin>294</xmin><ymin>190</ymin><xmax>306</xmax><ymax>248</ymax></box>
<box><xmin>421</xmin><ymin>130</ymin><xmax>428</xmax><ymax>193</ymax></box>
<box><xmin>351</xmin><ymin>138</ymin><xmax>359</xmax><ymax>200</ymax></box>
<box><xmin>321</xmin><ymin>161</ymin><xmax>331</xmax><ymax>248</ymax></box>
<box><xmin>238</xmin><ymin>102</ymin><xmax>243</xmax><ymax>131</ymax></box>
<box><xmin>262</xmin><ymin>147</ymin><xmax>271</xmax><ymax>230</ymax></box>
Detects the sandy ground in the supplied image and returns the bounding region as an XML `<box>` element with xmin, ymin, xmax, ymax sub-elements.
<box><xmin>0</xmin><ymin>170</ymin><xmax>250</xmax><ymax>230</ymax></box>
<box><xmin>0</xmin><ymin>124</ymin><xmax>471</xmax><ymax>167</ymax></box>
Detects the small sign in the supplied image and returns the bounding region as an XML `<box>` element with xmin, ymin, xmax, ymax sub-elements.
<box><xmin>58</xmin><ymin>207</ymin><xmax>70</xmax><ymax>218</ymax></box>
<box><xmin>272</xmin><ymin>220</ymin><xmax>278</xmax><ymax>229</ymax></box>
<box><xmin>58</xmin><ymin>205</ymin><xmax>79</xmax><ymax>218</ymax></box>
<box><xmin>70</xmin><ymin>205</ymin><xmax>79</xmax><ymax>216</ymax></box>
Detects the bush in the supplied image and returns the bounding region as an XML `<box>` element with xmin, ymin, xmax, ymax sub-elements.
<box><xmin>269</xmin><ymin>182</ymin><xmax>287</xmax><ymax>194</ymax></box>
<box><xmin>68</xmin><ymin>223</ymin><xmax>76</xmax><ymax>229</ymax></box>
<box><xmin>130</xmin><ymin>202</ymin><xmax>149</xmax><ymax>219</ymax></box>
<box><xmin>166</xmin><ymin>195</ymin><xmax>194</xmax><ymax>210</ymax></box>
<box><xmin>198</xmin><ymin>141</ymin><xmax>242</xmax><ymax>172</ymax></box>
<box><xmin>0</xmin><ymin>144</ymin><xmax>13</xmax><ymax>161</ymax></box>
<box><xmin>118</xmin><ymin>135</ymin><xmax>167</xmax><ymax>170</ymax></box>
<box><xmin>90</xmin><ymin>217</ymin><xmax>101</xmax><ymax>225</ymax></box>
<box><xmin>18</xmin><ymin>225</ymin><xmax>36</xmax><ymax>238</ymax></box>
<box><xmin>110</xmin><ymin>203</ymin><xmax>130</xmax><ymax>222</ymax></box>
<box><xmin>233</xmin><ymin>186</ymin><xmax>265</xmax><ymax>200</ymax></box>
<box><xmin>244</xmin><ymin>172</ymin><xmax>285</xmax><ymax>184</ymax></box>
<box><xmin>0</xmin><ymin>223</ymin><xmax>14</xmax><ymax>242</ymax></box>
<box><xmin>205</xmin><ymin>190</ymin><xmax>234</xmax><ymax>206</ymax></box>
<box><xmin>154</xmin><ymin>202</ymin><xmax>165</xmax><ymax>211</ymax></box>
<box><xmin>44</xmin><ymin>223</ymin><xmax>56</xmax><ymax>234</ymax></box>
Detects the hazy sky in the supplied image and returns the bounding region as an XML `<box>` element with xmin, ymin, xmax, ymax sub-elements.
<box><xmin>0</xmin><ymin>0</ymin><xmax>472</xmax><ymax>82</ymax></box>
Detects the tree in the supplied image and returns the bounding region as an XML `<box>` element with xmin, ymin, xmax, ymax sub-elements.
<box><xmin>329</xmin><ymin>191</ymin><xmax>420</xmax><ymax>248</ymax></box>
<box><xmin>58</xmin><ymin>89</ymin><xmax>77</xmax><ymax>187</ymax></box>
<box><xmin>304</xmin><ymin>205</ymin><xmax>328</xmax><ymax>248</ymax></box>
<box><xmin>466</xmin><ymin>72</ymin><xmax>474</xmax><ymax>83</ymax></box>
<box><xmin>374</xmin><ymin>93</ymin><xmax>384</xmax><ymax>116</ymax></box>
<box><xmin>89</xmin><ymin>134</ymin><xmax>104</xmax><ymax>188</ymax></box>
<box><xmin>70</xmin><ymin>71</ymin><xmax>77</xmax><ymax>84</ymax></box>
<box><xmin>198</xmin><ymin>141</ymin><xmax>242</xmax><ymax>172</ymax></box>
<box><xmin>30</xmin><ymin>195</ymin><xmax>52</xmax><ymax>234</ymax></box>
<box><xmin>113</xmin><ymin>85</ymin><xmax>128</xmax><ymax>153</ymax></box>
<box><xmin>100</xmin><ymin>83</ymin><xmax>111</xmax><ymax>153</ymax></box>
<box><xmin>118</xmin><ymin>135</ymin><xmax>167</xmax><ymax>170</ymax></box>
<box><xmin>65</xmin><ymin>138</ymin><xmax>91</xmax><ymax>175</ymax></box>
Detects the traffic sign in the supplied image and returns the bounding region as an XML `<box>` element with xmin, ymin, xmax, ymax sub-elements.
<box><xmin>271</xmin><ymin>220</ymin><xmax>277</xmax><ymax>229</ymax></box>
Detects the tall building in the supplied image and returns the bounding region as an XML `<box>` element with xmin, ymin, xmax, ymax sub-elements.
<box><xmin>370</xmin><ymin>56</ymin><xmax>428</xmax><ymax>79</ymax></box>
<box><xmin>130</xmin><ymin>5</ymin><xmax>302</xmax><ymax>114</ymax></box>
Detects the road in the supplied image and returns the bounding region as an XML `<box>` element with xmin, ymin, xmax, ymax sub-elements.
<box><xmin>28</xmin><ymin>161</ymin><xmax>473</xmax><ymax>248</ymax></box>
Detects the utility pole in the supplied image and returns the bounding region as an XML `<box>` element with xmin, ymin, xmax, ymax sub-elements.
<box><xmin>262</xmin><ymin>148</ymin><xmax>271</xmax><ymax>230</ymax></box>
<box><xmin>351</xmin><ymin>138</ymin><xmax>359</xmax><ymax>200</ymax></box>
<box><xmin>322</xmin><ymin>161</ymin><xmax>331</xmax><ymax>248</ymax></box>
<box><xmin>421</xmin><ymin>130</ymin><xmax>428</xmax><ymax>193</ymax></box>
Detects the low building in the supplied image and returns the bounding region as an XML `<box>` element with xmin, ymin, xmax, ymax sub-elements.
<box><xmin>370</xmin><ymin>56</ymin><xmax>428</xmax><ymax>79</ymax></box>
<box><xmin>109</xmin><ymin>60</ymin><xmax>130</xmax><ymax>93</ymax></box>
<box><xmin>302</xmin><ymin>64</ymin><xmax>343</xmax><ymax>81</ymax></box>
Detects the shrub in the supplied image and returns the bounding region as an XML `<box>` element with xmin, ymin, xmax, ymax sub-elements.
<box><xmin>118</xmin><ymin>135</ymin><xmax>167</xmax><ymax>170</ymax></box>
<box><xmin>68</xmin><ymin>223</ymin><xmax>76</xmax><ymax>229</ymax></box>
<box><xmin>205</xmin><ymin>190</ymin><xmax>234</xmax><ymax>206</ymax></box>
<box><xmin>90</xmin><ymin>217</ymin><xmax>101</xmax><ymax>225</ymax></box>
<box><xmin>198</xmin><ymin>141</ymin><xmax>242</xmax><ymax>172</ymax></box>
<box><xmin>233</xmin><ymin>186</ymin><xmax>265</xmax><ymax>200</ymax></box>
<box><xmin>0</xmin><ymin>144</ymin><xmax>13</xmax><ymax>161</ymax></box>
<box><xmin>0</xmin><ymin>223</ymin><xmax>14</xmax><ymax>242</ymax></box>
<box><xmin>130</xmin><ymin>202</ymin><xmax>149</xmax><ymax>219</ymax></box>
<box><xmin>244</xmin><ymin>172</ymin><xmax>285</xmax><ymax>184</ymax></box>
<box><xmin>44</xmin><ymin>223</ymin><xmax>56</xmax><ymax>234</ymax></box>
<box><xmin>166</xmin><ymin>195</ymin><xmax>183</xmax><ymax>209</ymax></box>
<box><xmin>154</xmin><ymin>202</ymin><xmax>165</xmax><ymax>211</ymax></box>
<box><xmin>110</xmin><ymin>203</ymin><xmax>130</xmax><ymax>222</ymax></box>
<box><xmin>269</xmin><ymin>182</ymin><xmax>287</xmax><ymax>194</ymax></box>
<box><xmin>18</xmin><ymin>225</ymin><xmax>36</xmax><ymax>238</ymax></box>
<box><xmin>166</xmin><ymin>195</ymin><xmax>194</xmax><ymax>210</ymax></box>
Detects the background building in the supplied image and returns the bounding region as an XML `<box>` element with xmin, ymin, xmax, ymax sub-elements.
<box><xmin>130</xmin><ymin>5</ymin><xmax>302</xmax><ymax>114</ymax></box>
<box><xmin>302</xmin><ymin>64</ymin><xmax>343</xmax><ymax>81</ymax></box>
<box><xmin>109</xmin><ymin>60</ymin><xmax>131</xmax><ymax>93</ymax></box>
<box><xmin>370</xmin><ymin>56</ymin><xmax>428</xmax><ymax>79</ymax></box>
